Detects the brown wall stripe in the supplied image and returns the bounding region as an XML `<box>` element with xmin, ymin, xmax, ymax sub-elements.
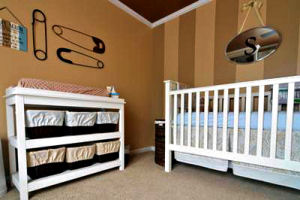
<box><xmin>178</xmin><ymin>10</ymin><xmax>196</xmax><ymax>86</ymax></box>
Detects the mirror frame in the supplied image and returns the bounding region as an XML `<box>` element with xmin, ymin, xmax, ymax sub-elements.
<box><xmin>225</xmin><ymin>26</ymin><xmax>282</xmax><ymax>65</ymax></box>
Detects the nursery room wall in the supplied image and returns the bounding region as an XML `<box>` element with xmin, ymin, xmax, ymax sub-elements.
<box><xmin>160</xmin><ymin>0</ymin><xmax>300</xmax><ymax>87</ymax></box>
<box><xmin>0</xmin><ymin>0</ymin><xmax>163</xmax><ymax>174</ymax></box>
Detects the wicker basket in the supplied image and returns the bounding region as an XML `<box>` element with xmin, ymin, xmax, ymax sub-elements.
<box><xmin>65</xmin><ymin>112</ymin><xmax>97</xmax><ymax>135</ymax></box>
<box><xmin>95</xmin><ymin>140</ymin><xmax>120</xmax><ymax>163</ymax></box>
<box><xmin>94</xmin><ymin>112</ymin><xmax>119</xmax><ymax>133</ymax></box>
<box><xmin>66</xmin><ymin>143</ymin><xmax>95</xmax><ymax>170</ymax></box>
<box><xmin>155</xmin><ymin>120</ymin><xmax>165</xmax><ymax>166</ymax></box>
<box><xmin>25</xmin><ymin>110</ymin><xmax>65</xmax><ymax>139</ymax></box>
<box><xmin>27</xmin><ymin>147</ymin><xmax>66</xmax><ymax>179</ymax></box>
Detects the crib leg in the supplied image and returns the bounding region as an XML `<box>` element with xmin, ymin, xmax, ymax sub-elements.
<box><xmin>119</xmin><ymin>106</ymin><xmax>125</xmax><ymax>171</ymax></box>
<box><xmin>165</xmin><ymin>149</ymin><xmax>172</xmax><ymax>172</ymax></box>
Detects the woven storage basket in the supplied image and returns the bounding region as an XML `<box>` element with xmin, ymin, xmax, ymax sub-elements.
<box><xmin>65</xmin><ymin>112</ymin><xmax>97</xmax><ymax>135</ymax></box>
<box><xmin>25</xmin><ymin>110</ymin><xmax>65</xmax><ymax>139</ymax></box>
<box><xmin>94</xmin><ymin>112</ymin><xmax>119</xmax><ymax>133</ymax></box>
<box><xmin>95</xmin><ymin>140</ymin><xmax>120</xmax><ymax>163</ymax></box>
<box><xmin>66</xmin><ymin>143</ymin><xmax>95</xmax><ymax>170</ymax></box>
<box><xmin>27</xmin><ymin>147</ymin><xmax>66</xmax><ymax>179</ymax></box>
<box><xmin>155</xmin><ymin>120</ymin><xmax>165</xmax><ymax>166</ymax></box>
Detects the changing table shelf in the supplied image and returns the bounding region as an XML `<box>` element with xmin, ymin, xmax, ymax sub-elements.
<box><xmin>9</xmin><ymin>132</ymin><xmax>121</xmax><ymax>149</ymax></box>
<box><xmin>12</xmin><ymin>159</ymin><xmax>120</xmax><ymax>192</ymax></box>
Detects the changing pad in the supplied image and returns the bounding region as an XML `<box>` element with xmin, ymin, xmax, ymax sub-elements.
<box><xmin>18</xmin><ymin>78</ymin><xmax>109</xmax><ymax>97</ymax></box>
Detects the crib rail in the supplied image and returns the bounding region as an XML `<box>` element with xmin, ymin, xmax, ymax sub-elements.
<box><xmin>164</xmin><ymin>76</ymin><xmax>300</xmax><ymax>173</ymax></box>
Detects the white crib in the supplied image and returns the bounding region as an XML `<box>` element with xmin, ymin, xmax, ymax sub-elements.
<box><xmin>164</xmin><ymin>76</ymin><xmax>300</xmax><ymax>190</ymax></box>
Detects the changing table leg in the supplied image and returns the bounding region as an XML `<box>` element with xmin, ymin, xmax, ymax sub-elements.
<box><xmin>15</xmin><ymin>96</ymin><xmax>29</xmax><ymax>200</ymax></box>
<box><xmin>165</xmin><ymin>81</ymin><xmax>172</xmax><ymax>172</ymax></box>
<box><xmin>119</xmin><ymin>106</ymin><xmax>125</xmax><ymax>171</ymax></box>
<box><xmin>6</xmin><ymin>104</ymin><xmax>17</xmax><ymax>186</ymax></box>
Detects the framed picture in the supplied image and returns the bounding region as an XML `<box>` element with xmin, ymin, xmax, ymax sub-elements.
<box><xmin>0</xmin><ymin>18</ymin><xmax>27</xmax><ymax>52</ymax></box>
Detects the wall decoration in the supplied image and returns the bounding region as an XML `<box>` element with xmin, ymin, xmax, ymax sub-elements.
<box><xmin>0</xmin><ymin>7</ymin><xmax>27</xmax><ymax>51</ymax></box>
<box><xmin>225</xmin><ymin>0</ymin><xmax>281</xmax><ymax>64</ymax></box>
<box><xmin>32</xmin><ymin>9</ymin><xmax>48</xmax><ymax>61</ymax></box>
<box><xmin>57</xmin><ymin>48</ymin><xmax>104</xmax><ymax>69</ymax></box>
<box><xmin>52</xmin><ymin>24</ymin><xmax>105</xmax><ymax>54</ymax></box>
<box><xmin>226</xmin><ymin>27</ymin><xmax>281</xmax><ymax>64</ymax></box>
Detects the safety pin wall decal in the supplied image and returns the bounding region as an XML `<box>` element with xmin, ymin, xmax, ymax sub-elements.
<box><xmin>52</xmin><ymin>25</ymin><xmax>105</xmax><ymax>54</ymax></box>
<box><xmin>32</xmin><ymin>9</ymin><xmax>48</xmax><ymax>61</ymax></box>
<box><xmin>57</xmin><ymin>48</ymin><xmax>104</xmax><ymax>69</ymax></box>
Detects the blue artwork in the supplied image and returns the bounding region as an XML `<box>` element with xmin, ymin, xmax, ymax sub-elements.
<box><xmin>0</xmin><ymin>18</ymin><xmax>28</xmax><ymax>52</ymax></box>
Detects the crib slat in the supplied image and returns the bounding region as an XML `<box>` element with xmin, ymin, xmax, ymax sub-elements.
<box><xmin>195</xmin><ymin>92</ymin><xmax>200</xmax><ymax>148</ymax></box>
<box><xmin>222</xmin><ymin>89</ymin><xmax>229</xmax><ymax>152</ymax></box>
<box><xmin>204</xmin><ymin>91</ymin><xmax>209</xmax><ymax>149</ymax></box>
<box><xmin>285</xmin><ymin>82</ymin><xmax>295</xmax><ymax>160</ymax></box>
<box><xmin>188</xmin><ymin>92</ymin><xmax>192</xmax><ymax>147</ymax></box>
<box><xmin>173</xmin><ymin>95</ymin><xmax>178</xmax><ymax>145</ymax></box>
<box><xmin>233</xmin><ymin>88</ymin><xmax>240</xmax><ymax>154</ymax></box>
<box><xmin>180</xmin><ymin>94</ymin><xmax>184</xmax><ymax>146</ymax></box>
<box><xmin>244</xmin><ymin>86</ymin><xmax>252</xmax><ymax>155</ymax></box>
<box><xmin>257</xmin><ymin>85</ymin><xmax>265</xmax><ymax>157</ymax></box>
<box><xmin>270</xmin><ymin>84</ymin><xmax>279</xmax><ymax>159</ymax></box>
<box><xmin>213</xmin><ymin>90</ymin><xmax>218</xmax><ymax>150</ymax></box>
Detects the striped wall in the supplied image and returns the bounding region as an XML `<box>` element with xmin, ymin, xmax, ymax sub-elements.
<box><xmin>154</xmin><ymin>0</ymin><xmax>300</xmax><ymax>87</ymax></box>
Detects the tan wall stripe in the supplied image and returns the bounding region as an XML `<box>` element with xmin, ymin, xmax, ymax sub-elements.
<box><xmin>214</xmin><ymin>0</ymin><xmax>238</xmax><ymax>85</ymax></box>
<box><xmin>194</xmin><ymin>0</ymin><xmax>216</xmax><ymax>87</ymax></box>
<box><xmin>178</xmin><ymin>10</ymin><xmax>196</xmax><ymax>87</ymax></box>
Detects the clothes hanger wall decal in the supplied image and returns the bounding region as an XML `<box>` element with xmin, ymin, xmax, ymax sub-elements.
<box><xmin>52</xmin><ymin>24</ymin><xmax>105</xmax><ymax>54</ymax></box>
<box><xmin>32</xmin><ymin>9</ymin><xmax>48</xmax><ymax>61</ymax></box>
<box><xmin>57</xmin><ymin>48</ymin><xmax>104</xmax><ymax>69</ymax></box>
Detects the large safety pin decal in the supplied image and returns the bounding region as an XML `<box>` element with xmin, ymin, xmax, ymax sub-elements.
<box><xmin>32</xmin><ymin>9</ymin><xmax>48</xmax><ymax>61</ymax></box>
<box><xmin>52</xmin><ymin>25</ymin><xmax>105</xmax><ymax>54</ymax></box>
<box><xmin>57</xmin><ymin>48</ymin><xmax>104</xmax><ymax>69</ymax></box>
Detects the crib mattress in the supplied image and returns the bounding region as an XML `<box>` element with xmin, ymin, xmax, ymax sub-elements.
<box><xmin>18</xmin><ymin>78</ymin><xmax>109</xmax><ymax>97</ymax></box>
<box><xmin>174</xmin><ymin>126</ymin><xmax>300</xmax><ymax>175</ymax></box>
<box><xmin>177</xmin><ymin>111</ymin><xmax>300</xmax><ymax>131</ymax></box>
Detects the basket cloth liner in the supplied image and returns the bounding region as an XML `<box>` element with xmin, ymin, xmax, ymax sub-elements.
<box><xmin>96</xmin><ymin>112</ymin><xmax>119</xmax><ymax>124</ymax></box>
<box><xmin>27</xmin><ymin>147</ymin><xmax>66</xmax><ymax>167</ymax></box>
<box><xmin>65</xmin><ymin>111</ymin><xmax>97</xmax><ymax>127</ymax></box>
<box><xmin>26</xmin><ymin>110</ymin><xmax>118</xmax><ymax>127</ymax></box>
<box><xmin>66</xmin><ymin>144</ymin><xmax>95</xmax><ymax>163</ymax></box>
<box><xmin>26</xmin><ymin>110</ymin><xmax>65</xmax><ymax>127</ymax></box>
<box><xmin>96</xmin><ymin>140</ymin><xmax>120</xmax><ymax>155</ymax></box>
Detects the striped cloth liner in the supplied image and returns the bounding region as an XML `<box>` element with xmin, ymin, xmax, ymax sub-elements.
<box><xmin>18</xmin><ymin>78</ymin><xmax>109</xmax><ymax>97</ymax></box>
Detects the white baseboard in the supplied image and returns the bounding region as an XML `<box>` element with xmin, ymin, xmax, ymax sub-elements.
<box><xmin>130</xmin><ymin>146</ymin><xmax>155</xmax><ymax>155</ymax></box>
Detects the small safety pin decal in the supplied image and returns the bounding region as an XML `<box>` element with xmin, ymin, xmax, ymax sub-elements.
<box><xmin>32</xmin><ymin>9</ymin><xmax>48</xmax><ymax>61</ymax></box>
<box><xmin>57</xmin><ymin>48</ymin><xmax>104</xmax><ymax>69</ymax></box>
<box><xmin>52</xmin><ymin>24</ymin><xmax>105</xmax><ymax>54</ymax></box>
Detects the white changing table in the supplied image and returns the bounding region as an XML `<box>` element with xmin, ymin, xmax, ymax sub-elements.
<box><xmin>5</xmin><ymin>87</ymin><xmax>125</xmax><ymax>200</ymax></box>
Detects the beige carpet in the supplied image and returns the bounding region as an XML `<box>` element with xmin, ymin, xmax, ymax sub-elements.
<box><xmin>2</xmin><ymin>152</ymin><xmax>300</xmax><ymax>200</ymax></box>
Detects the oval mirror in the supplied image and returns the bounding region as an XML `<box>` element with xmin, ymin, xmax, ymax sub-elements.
<box><xmin>225</xmin><ymin>27</ymin><xmax>281</xmax><ymax>64</ymax></box>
